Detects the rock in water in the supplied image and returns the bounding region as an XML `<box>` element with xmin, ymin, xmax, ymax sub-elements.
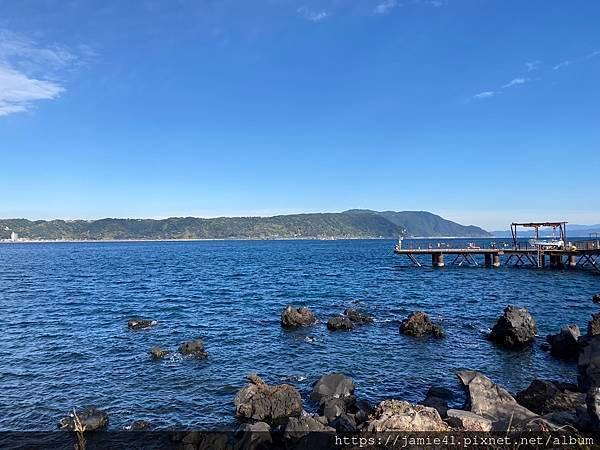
<box><xmin>124</xmin><ymin>420</ymin><xmax>152</xmax><ymax>431</ymax></box>
<box><xmin>365</xmin><ymin>400</ymin><xmax>449</xmax><ymax>431</ymax></box>
<box><xmin>593</xmin><ymin>294</ymin><xmax>600</xmax><ymax>304</ymax></box>
<box><xmin>234</xmin><ymin>373</ymin><xmax>303</xmax><ymax>425</ymax></box>
<box><xmin>456</xmin><ymin>370</ymin><xmax>538</xmax><ymax>430</ymax></box>
<box><xmin>127</xmin><ymin>319</ymin><xmax>156</xmax><ymax>330</ymax></box>
<box><xmin>488</xmin><ymin>305</ymin><xmax>537</xmax><ymax>348</ymax></box>
<box><xmin>515</xmin><ymin>379</ymin><xmax>585</xmax><ymax>415</ymax></box>
<box><xmin>446</xmin><ymin>409</ymin><xmax>492</xmax><ymax>432</ymax></box>
<box><xmin>149</xmin><ymin>346</ymin><xmax>170</xmax><ymax>360</ymax></box>
<box><xmin>344</xmin><ymin>308</ymin><xmax>374</xmax><ymax>324</ymax></box>
<box><xmin>578</xmin><ymin>335</ymin><xmax>600</xmax><ymax>391</ymax></box>
<box><xmin>58</xmin><ymin>407</ymin><xmax>109</xmax><ymax>431</ymax></box>
<box><xmin>281</xmin><ymin>305</ymin><xmax>317</xmax><ymax>328</ymax></box>
<box><xmin>399</xmin><ymin>311</ymin><xmax>444</xmax><ymax>338</ymax></box>
<box><xmin>310</xmin><ymin>373</ymin><xmax>355</xmax><ymax>405</ymax></box>
<box><xmin>588</xmin><ymin>313</ymin><xmax>600</xmax><ymax>336</ymax></box>
<box><xmin>327</xmin><ymin>317</ymin><xmax>354</xmax><ymax>331</ymax></box>
<box><xmin>178</xmin><ymin>339</ymin><xmax>208</xmax><ymax>359</ymax></box>
<box><xmin>546</xmin><ymin>325</ymin><xmax>580</xmax><ymax>359</ymax></box>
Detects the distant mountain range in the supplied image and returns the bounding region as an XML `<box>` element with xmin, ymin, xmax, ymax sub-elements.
<box><xmin>0</xmin><ymin>210</ymin><xmax>490</xmax><ymax>241</ymax></box>
<box><xmin>491</xmin><ymin>224</ymin><xmax>600</xmax><ymax>238</ymax></box>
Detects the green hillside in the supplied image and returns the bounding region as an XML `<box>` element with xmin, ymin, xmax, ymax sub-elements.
<box><xmin>0</xmin><ymin>210</ymin><xmax>490</xmax><ymax>240</ymax></box>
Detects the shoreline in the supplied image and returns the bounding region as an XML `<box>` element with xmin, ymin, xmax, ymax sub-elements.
<box><xmin>0</xmin><ymin>236</ymin><xmax>494</xmax><ymax>245</ymax></box>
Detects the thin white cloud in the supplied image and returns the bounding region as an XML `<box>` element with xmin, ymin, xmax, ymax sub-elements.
<box><xmin>525</xmin><ymin>60</ymin><xmax>540</xmax><ymax>72</ymax></box>
<box><xmin>553</xmin><ymin>60</ymin><xmax>570</xmax><ymax>70</ymax></box>
<box><xmin>0</xmin><ymin>67</ymin><xmax>64</xmax><ymax>117</ymax></box>
<box><xmin>297</xmin><ymin>7</ymin><xmax>330</xmax><ymax>22</ymax></box>
<box><xmin>0</xmin><ymin>29</ymin><xmax>76</xmax><ymax>117</ymax></box>
<box><xmin>374</xmin><ymin>0</ymin><xmax>397</xmax><ymax>14</ymax></box>
<box><xmin>587</xmin><ymin>50</ymin><xmax>600</xmax><ymax>59</ymax></box>
<box><xmin>503</xmin><ymin>77</ymin><xmax>528</xmax><ymax>88</ymax></box>
<box><xmin>473</xmin><ymin>91</ymin><xmax>495</xmax><ymax>100</ymax></box>
<box><xmin>374</xmin><ymin>0</ymin><xmax>442</xmax><ymax>14</ymax></box>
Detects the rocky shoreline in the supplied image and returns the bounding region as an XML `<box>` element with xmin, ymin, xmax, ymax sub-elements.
<box><xmin>53</xmin><ymin>296</ymin><xmax>600</xmax><ymax>448</ymax></box>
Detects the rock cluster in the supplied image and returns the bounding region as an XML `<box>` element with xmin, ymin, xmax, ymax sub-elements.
<box><xmin>488</xmin><ymin>305</ymin><xmax>537</xmax><ymax>348</ymax></box>
<box><xmin>281</xmin><ymin>305</ymin><xmax>317</xmax><ymax>328</ymax></box>
<box><xmin>399</xmin><ymin>311</ymin><xmax>444</xmax><ymax>338</ymax></box>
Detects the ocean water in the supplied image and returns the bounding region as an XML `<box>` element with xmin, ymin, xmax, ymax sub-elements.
<box><xmin>0</xmin><ymin>239</ymin><xmax>599</xmax><ymax>431</ymax></box>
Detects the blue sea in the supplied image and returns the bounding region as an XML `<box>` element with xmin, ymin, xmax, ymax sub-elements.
<box><xmin>0</xmin><ymin>239</ymin><xmax>599</xmax><ymax>431</ymax></box>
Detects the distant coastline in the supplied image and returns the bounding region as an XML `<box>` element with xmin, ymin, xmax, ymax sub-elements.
<box><xmin>0</xmin><ymin>236</ymin><xmax>497</xmax><ymax>245</ymax></box>
<box><xmin>0</xmin><ymin>210</ymin><xmax>491</xmax><ymax>242</ymax></box>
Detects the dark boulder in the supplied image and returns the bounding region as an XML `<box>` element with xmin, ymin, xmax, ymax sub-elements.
<box><xmin>578</xmin><ymin>335</ymin><xmax>600</xmax><ymax>391</ymax></box>
<box><xmin>515</xmin><ymin>379</ymin><xmax>585</xmax><ymax>415</ymax></box>
<box><xmin>326</xmin><ymin>317</ymin><xmax>354</xmax><ymax>331</ymax></box>
<box><xmin>546</xmin><ymin>325</ymin><xmax>580</xmax><ymax>359</ymax></box>
<box><xmin>58</xmin><ymin>407</ymin><xmax>109</xmax><ymax>431</ymax></box>
<box><xmin>281</xmin><ymin>305</ymin><xmax>317</xmax><ymax>328</ymax></box>
<box><xmin>234</xmin><ymin>373</ymin><xmax>303</xmax><ymax>425</ymax></box>
<box><xmin>310</xmin><ymin>373</ymin><xmax>355</xmax><ymax>406</ymax></box>
<box><xmin>488</xmin><ymin>305</ymin><xmax>537</xmax><ymax>349</ymax></box>
<box><xmin>419</xmin><ymin>387</ymin><xmax>453</xmax><ymax>418</ymax></box>
<box><xmin>149</xmin><ymin>346</ymin><xmax>170</xmax><ymax>360</ymax></box>
<box><xmin>344</xmin><ymin>308</ymin><xmax>374</xmax><ymax>324</ymax></box>
<box><xmin>330</xmin><ymin>413</ymin><xmax>357</xmax><ymax>432</ymax></box>
<box><xmin>124</xmin><ymin>420</ymin><xmax>152</xmax><ymax>431</ymax></box>
<box><xmin>127</xmin><ymin>319</ymin><xmax>156</xmax><ymax>330</ymax></box>
<box><xmin>322</xmin><ymin>397</ymin><xmax>348</xmax><ymax>422</ymax></box>
<box><xmin>236</xmin><ymin>421</ymin><xmax>272</xmax><ymax>449</ymax></box>
<box><xmin>588</xmin><ymin>313</ymin><xmax>600</xmax><ymax>336</ymax></box>
<box><xmin>284</xmin><ymin>412</ymin><xmax>335</xmax><ymax>441</ymax></box>
<box><xmin>178</xmin><ymin>339</ymin><xmax>208</xmax><ymax>359</ymax></box>
<box><xmin>399</xmin><ymin>311</ymin><xmax>444</xmax><ymax>338</ymax></box>
<box><xmin>593</xmin><ymin>294</ymin><xmax>600</xmax><ymax>304</ymax></box>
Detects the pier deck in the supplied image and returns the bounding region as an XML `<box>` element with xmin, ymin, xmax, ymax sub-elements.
<box><xmin>394</xmin><ymin>242</ymin><xmax>600</xmax><ymax>272</ymax></box>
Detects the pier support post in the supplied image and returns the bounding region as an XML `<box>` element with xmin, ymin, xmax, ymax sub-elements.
<box><xmin>432</xmin><ymin>253</ymin><xmax>445</xmax><ymax>267</ymax></box>
<box><xmin>540</xmin><ymin>254</ymin><xmax>546</xmax><ymax>268</ymax></box>
<box><xmin>568</xmin><ymin>254</ymin><xmax>577</xmax><ymax>268</ymax></box>
<box><xmin>492</xmin><ymin>254</ymin><xmax>501</xmax><ymax>267</ymax></box>
<box><xmin>484</xmin><ymin>253</ymin><xmax>492</xmax><ymax>267</ymax></box>
<box><xmin>549</xmin><ymin>254</ymin><xmax>563</xmax><ymax>268</ymax></box>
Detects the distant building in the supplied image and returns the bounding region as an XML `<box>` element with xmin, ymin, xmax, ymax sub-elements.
<box><xmin>10</xmin><ymin>232</ymin><xmax>18</xmax><ymax>241</ymax></box>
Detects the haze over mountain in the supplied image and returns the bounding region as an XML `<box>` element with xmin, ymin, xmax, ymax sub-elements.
<box><xmin>0</xmin><ymin>210</ymin><xmax>490</xmax><ymax>241</ymax></box>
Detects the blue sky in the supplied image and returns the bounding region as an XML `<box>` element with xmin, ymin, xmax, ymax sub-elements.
<box><xmin>0</xmin><ymin>0</ymin><xmax>599</xmax><ymax>229</ymax></box>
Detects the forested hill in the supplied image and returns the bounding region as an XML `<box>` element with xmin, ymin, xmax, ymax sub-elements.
<box><xmin>0</xmin><ymin>210</ymin><xmax>490</xmax><ymax>241</ymax></box>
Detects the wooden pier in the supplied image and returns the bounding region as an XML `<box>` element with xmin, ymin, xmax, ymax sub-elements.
<box><xmin>394</xmin><ymin>222</ymin><xmax>600</xmax><ymax>273</ymax></box>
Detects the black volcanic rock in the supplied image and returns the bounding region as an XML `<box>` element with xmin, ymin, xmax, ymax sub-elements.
<box><xmin>327</xmin><ymin>317</ymin><xmax>354</xmax><ymax>331</ymax></box>
<box><xmin>400</xmin><ymin>311</ymin><xmax>444</xmax><ymax>338</ymax></box>
<box><xmin>281</xmin><ymin>305</ymin><xmax>317</xmax><ymax>328</ymax></box>
<box><xmin>178</xmin><ymin>339</ymin><xmax>208</xmax><ymax>359</ymax></box>
<box><xmin>546</xmin><ymin>325</ymin><xmax>580</xmax><ymax>359</ymax></box>
<box><xmin>344</xmin><ymin>308</ymin><xmax>374</xmax><ymax>324</ymax></box>
<box><xmin>488</xmin><ymin>306</ymin><xmax>537</xmax><ymax>349</ymax></box>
